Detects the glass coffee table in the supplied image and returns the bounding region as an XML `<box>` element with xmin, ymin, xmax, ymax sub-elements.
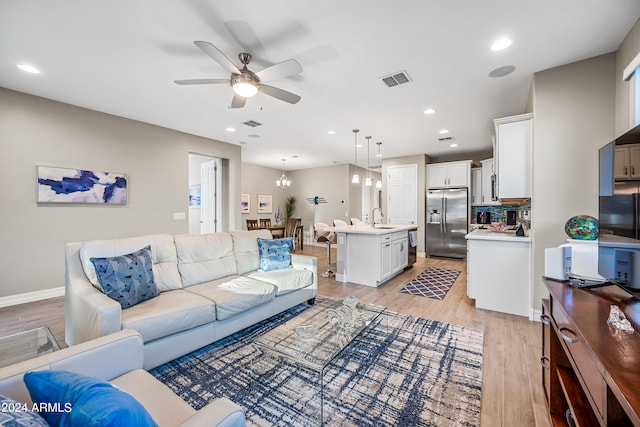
<box><xmin>0</xmin><ymin>327</ymin><xmax>61</xmax><ymax>368</ymax></box>
<box><xmin>253</xmin><ymin>297</ymin><xmax>386</xmax><ymax>424</ymax></box>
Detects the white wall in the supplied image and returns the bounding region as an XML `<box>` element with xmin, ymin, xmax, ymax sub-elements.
<box><xmin>0</xmin><ymin>88</ymin><xmax>241</xmax><ymax>298</ymax></box>
<box><xmin>531</xmin><ymin>54</ymin><xmax>616</xmax><ymax>309</ymax></box>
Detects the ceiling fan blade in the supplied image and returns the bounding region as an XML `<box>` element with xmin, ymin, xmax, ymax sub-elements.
<box><xmin>174</xmin><ymin>78</ymin><xmax>229</xmax><ymax>85</ymax></box>
<box><xmin>259</xmin><ymin>84</ymin><xmax>301</xmax><ymax>104</ymax></box>
<box><xmin>230</xmin><ymin>93</ymin><xmax>247</xmax><ymax>108</ymax></box>
<box><xmin>194</xmin><ymin>41</ymin><xmax>241</xmax><ymax>75</ymax></box>
<box><xmin>255</xmin><ymin>59</ymin><xmax>302</xmax><ymax>82</ymax></box>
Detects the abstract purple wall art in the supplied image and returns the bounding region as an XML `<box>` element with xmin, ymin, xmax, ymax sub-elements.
<box><xmin>37</xmin><ymin>166</ymin><xmax>127</xmax><ymax>204</ymax></box>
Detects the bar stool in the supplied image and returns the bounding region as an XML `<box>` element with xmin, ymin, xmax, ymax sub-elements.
<box><xmin>315</xmin><ymin>222</ymin><xmax>336</xmax><ymax>278</ymax></box>
<box><xmin>333</xmin><ymin>219</ymin><xmax>348</xmax><ymax>227</ymax></box>
<box><xmin>351</xmin><ymin>218</ymin><xmax>363</xmax><ymax>225</ymax></box>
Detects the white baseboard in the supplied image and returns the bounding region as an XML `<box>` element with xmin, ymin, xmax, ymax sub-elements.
<box><xmin>530</xmin><ymin>308</ymin><xmax>542</xmax><ymax>322</ymax></box>
<box><xmin>0</xmin><ymin>287</ymin><xmax>65</xmax><ymax>308</ymax></box>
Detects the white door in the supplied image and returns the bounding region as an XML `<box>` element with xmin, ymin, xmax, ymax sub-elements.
<box><xmin>200</xmin><ymin>159</ymin><xmax>221</xmax><ymax>233</ymax></box>
<box><xmin>388</xmin><ymin>164</ymin><xmax>417</xmax><ymax>225</ymax></box>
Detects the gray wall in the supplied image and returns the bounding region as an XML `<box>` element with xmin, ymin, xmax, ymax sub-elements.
<box><xmin>615</xmin><ymin>18</ymin><xmax>640</xmax><ymax>135</ymax></box>
<box><xmin>239</xmin><ymin>163</ymin><xmax>379</xmax><ymax>244</ymax></box>
<box><xmin>530</xmin><ymin>53</ymin><xmax>616</xmax><ymax>309</ymax></box>
<box><xmin>0</xmin><ymin>88</ymin><xmax>241</xmax><ymax>299</ymax></box>
<box><xmin>240</xmin><ymin>163</ymin><xmax>291</xmax><ymax>229</ymax></box>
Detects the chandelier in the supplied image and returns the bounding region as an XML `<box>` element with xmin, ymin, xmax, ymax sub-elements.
<box><xmin>276</xmin><ymin>158</ymin><xmax>291</xmax><ymax>189</ymax></box>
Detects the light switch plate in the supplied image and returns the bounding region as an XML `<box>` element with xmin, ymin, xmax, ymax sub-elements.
<box><xmin>173</xmin><ymin>212</ymin><xmax>186</xmax><ymax>220</ymax></box>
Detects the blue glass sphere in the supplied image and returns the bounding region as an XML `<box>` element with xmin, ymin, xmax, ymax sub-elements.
<box><xmin>564</xmin><ymin>215</ymin><xmax>599</xmax><ymax>240</ymax></box>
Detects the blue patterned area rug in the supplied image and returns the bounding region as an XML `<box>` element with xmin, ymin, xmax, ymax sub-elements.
<box><xmin>400</xmin><ymin>267</ymin><xmax>461</xmax><ymax>300</ymax></box>
<box><xmin>150</xmin><ymin>297</ymin><xmax>483</xmax><ymax>426</ymax></box>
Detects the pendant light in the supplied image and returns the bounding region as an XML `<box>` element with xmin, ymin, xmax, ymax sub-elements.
<box><xmin>351</xmin><ymin>129</ymin><xmax>360</xmax><ymax>184</ymax></box>
<box><xmin>365</xmin><ymin>136</ymin><xmax>372</xmax><ymax>186</ymax></box>
<box><xmin>276</xmin><ymin>158</ymin><xmax>291</xmax><ymax>189</ymax></box>
<box><xmin>376</xmin><ymin>142</ymin><xmax>383</xmax><ymax>189</ymax></box>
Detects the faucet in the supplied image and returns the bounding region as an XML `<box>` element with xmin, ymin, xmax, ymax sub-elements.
<box><xmin>371</xmin><ymin>207</ymin><xmax>384</xmax><ymax>225</ymax></box>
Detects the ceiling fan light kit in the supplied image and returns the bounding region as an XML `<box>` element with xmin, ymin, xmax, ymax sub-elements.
<box><xmin>175</xmin><ymin>41</ymin><xmax>302</xmax><ymax>108</ymax></box>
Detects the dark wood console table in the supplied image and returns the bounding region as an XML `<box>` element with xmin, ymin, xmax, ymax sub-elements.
<box><xmin>542</xmin><ymin>278</ymin><xmax>640</xmax><ymax>426</ymax></box>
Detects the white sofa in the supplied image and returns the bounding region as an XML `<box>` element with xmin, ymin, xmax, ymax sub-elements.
<box><xmin>65</xmin><ymin>230</ymin><xmax>317</xmax><ymax>369</ymax></box>
<box><xmin>0</xmin><ymin>329</ymin><xmax>245</xmax><ymax>427</ymax></box>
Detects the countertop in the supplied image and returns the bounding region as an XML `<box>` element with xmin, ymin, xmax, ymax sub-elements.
<box><xmin>328</xmin><ymin>224</ymin><xmax>418</xmax><ymax>235</ymax></box>
<box><xmin>465</xmin><ymin>228</ymin><xmax>532</xmax><ymax>242</ymax></box>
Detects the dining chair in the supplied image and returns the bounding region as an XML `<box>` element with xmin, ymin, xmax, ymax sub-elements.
<box><xmin>351</xmin><ymin>217</ymin><xmax>363</xmax><ymax>225</ymax></box>
<box><xmin>285</xmin><ymin>218</ymin><xmax>302</xmax><ymax>250</ymax></box>
<box><xmin>333</xmin><ymin>219</ymin><xmax>348</xmax><ymax>227</ymax></box>
<box><xmin>259</xmin><ymin>218</ymin><xmax>271</xmax><ymax>228</ymax></box>
<box><xmin>246</xmin><ymin>219</ymin><xmax>259</xmax><ymax>230</ymax></box>
<box><xmin>314</xmin><ymin>222</ymin><xmax>336</xmax><ymax>277</ymax></box>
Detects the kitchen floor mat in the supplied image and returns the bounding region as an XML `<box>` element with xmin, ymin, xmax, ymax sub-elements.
<box><xmin>400</xmin><ymin>267</ymin><xmax>461</xmax><ymax>300</ymax></box>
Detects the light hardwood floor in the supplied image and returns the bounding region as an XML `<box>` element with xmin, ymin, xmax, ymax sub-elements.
<box><xmin>0</xmin><ymin>244</ymin><xmax>551</xmax><ymax>426</ymax></box>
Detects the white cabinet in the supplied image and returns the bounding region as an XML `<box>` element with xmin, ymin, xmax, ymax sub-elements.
<box><xmin>344</xmin><ymin>230</ymin><xmax>408</xmax><ymax>286</ymax></box>
<box><xmin>427</xmin><ymin>160</ymin><xmax>471</xmax><ymax>188</ymax></box>
<box><xmin>466</xmin><ymin>234</ymin><xmax>531</xmax><ymax>317</ymax></box>
<box><xmin>471</xmin><ymin>168</ymin><xmax>482</xmax><ymax>206</ymax></box>
<box><xmin>480</xmin><ymin>158</ymin><xmax>499</xmax><ymax>205</ymax></box>
<box><xmin>614</xmin><ymin>144</ymin><xmax>640</xmax><ymax>180</ymax></box>
<box><xmin>494</xmin><ymin>113</ymin><xmax>533</xmax><ymax>199</ymax></box>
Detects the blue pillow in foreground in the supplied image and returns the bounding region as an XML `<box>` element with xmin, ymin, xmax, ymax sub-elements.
<box><xmin>24</xmin><ymin>370</ymin><xmax>157</xmax><ymax>427</ymax></box>
<box><xmin>257</xmin><ymin>237</ymin><xmax>293</xmax><ymax>271</ymax></box>
<box><xmin>90</xmin><ymin>245</ymin><xmax>159</xmax><ymax>309</ymax></box>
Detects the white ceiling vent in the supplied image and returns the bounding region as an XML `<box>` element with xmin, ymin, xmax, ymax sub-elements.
<box><xmin>380</xmin><ymin>70</ymin><xmax>412</xmax><ymax>88</ymax></box>
<box><xmin>438</xmin><ymin>136</ymin><xmax>454</xmax><ymax>142</ymax></box>
<box><xmin>243</xmin><ymin>120</ymin><xmax>262</xmax><ymax>127</ymax></box>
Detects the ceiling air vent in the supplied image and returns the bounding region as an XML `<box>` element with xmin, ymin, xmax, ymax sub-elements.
<box><xmin>438</xmin><ymin>136</ymin><xmax>454</xmax><ymax>142</ymax></box>
<box><xmin>243</xmin><ymin>120</ymin><xmax>262</xmax><ymax>127</ymax></box>
<box><xmin>380</xmin><ymin>70</ymin><xmax>412</xmax><ymax>88</ymax></box>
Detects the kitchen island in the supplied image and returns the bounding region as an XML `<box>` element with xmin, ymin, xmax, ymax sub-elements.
<box><xmin>330</xmin><ymin>224</ymin><xmax>418</xmax><ymax>287</ymax></box>
<box><xmin>465</xmin><ymin>228</ymin><xmax>532</xmax><ymax>318</ymax></box>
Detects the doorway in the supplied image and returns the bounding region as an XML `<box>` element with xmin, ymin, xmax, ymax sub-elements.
<box><xmin>188</xmin><ymin>153</ymin><xmax>222</xmax><ymax>234</ymax></box>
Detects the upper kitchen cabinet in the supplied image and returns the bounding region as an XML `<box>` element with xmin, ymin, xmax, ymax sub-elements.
<box><xmin>427</xmin><ymin>160</ymin><xmax>472</xmax><ymax>189</ymax></box>
<box><xmin>480</xmin><ymin>158</ymin><xmax>500</xmax><ymax>205</ymax></box>
<box><xmin>471</xmin><ymin>167</ymin><xmax>482</xmax><ymax>206</ymax></box>
<box><xmin>614</xmin><ymin>143</ymin><xmax>640</xmax><ymax>180</ymax></box>
<box><xmin>494</xmin><ymin>113</ymin><xmax>533</xmax><ymax>199</ymax></box>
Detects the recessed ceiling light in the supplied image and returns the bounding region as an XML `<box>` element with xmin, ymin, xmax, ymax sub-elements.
<box><xmin>17</xmin><ymin>64</ymin><xmax>40</xmax><ymax>74</ymax></box>
<box><xmin>327</xmin><ymin>130</ymin><xmax>335</xmax><ymax>135</ymax></box>
<box><xmin>488</xmin><ymin>65</ymin><xmax>516</xmax><ymax>78</ymax></box>
<box><xmin>450</xmin><ymin>143</ymin><xmax>458</xmax><ymax>148</ymax></box>
<box><xmin>226</xmin><ymin>127</ymin><xmax>236</xmax><ymax>132</ymax></box>
<box><xmin>491</xmin><ymin>37</ymin><xmax>513</xmax><ymax>52</ymax></box>
<box><xmin>424</xmin><ymin>108</ymin><xmax>436</xmax><ymax>115</ymax></box>
<box><xmin>439</xmin><ymin>129</ymin><xmax>449</xmax><ymax>134</ymax></box>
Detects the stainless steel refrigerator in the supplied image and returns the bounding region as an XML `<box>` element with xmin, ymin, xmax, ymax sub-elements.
<box><xmin>426</xmin><ymin>188</ymin><xmax>468</xmax><ymax>258</ymax></box>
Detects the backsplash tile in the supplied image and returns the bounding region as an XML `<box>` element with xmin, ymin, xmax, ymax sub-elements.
<box><xmin>472</xmin><ymin>201</ymin><xmax>531</xmax><ymax>228</ymax></box>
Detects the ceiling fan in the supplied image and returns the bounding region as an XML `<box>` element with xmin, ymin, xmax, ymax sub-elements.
<box><xmin>174</xmin><ymin>41</ymin><xmax>303</xmax><ymax>108</ymax></box>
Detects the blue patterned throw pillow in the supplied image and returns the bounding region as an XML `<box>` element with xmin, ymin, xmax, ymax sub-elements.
<box><xmin>90</xmin><ymin>245</ymin><xmax>159</xmax><ymax>309</ymax></box>
<box><xmin>0</xmin><ymin>394</ymin><xmax>50</xmax><ymax>426</ymax></box>
<box><xmin>257</xmin><ymin>237</ymin><xmax>293</xmax><ymax>272</ymax></box>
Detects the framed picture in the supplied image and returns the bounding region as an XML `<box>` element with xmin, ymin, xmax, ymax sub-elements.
<box><xmin>189</xmin><ymin>185</ymin><xmax>201</xmax><ymax>207</ymax></box>
<box><xmin>241</xmin><ymin>193</ymin><xmax>250</xmax><ymax>214</ymax></box>
<box><xmin>257</xmin><ymin>194</ymin><xmax>273</xmax><ymax>214</ymax></box>
<box><xmin>37</xmin><ymin>166</ymin><xmax>127</xmax><ymax>204</ymax></box>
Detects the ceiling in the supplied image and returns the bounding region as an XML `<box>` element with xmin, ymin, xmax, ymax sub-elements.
<box><xmin>2</xmin><ymin>1</ymin><xmax>640</xmax><ymax>172</ymax></box>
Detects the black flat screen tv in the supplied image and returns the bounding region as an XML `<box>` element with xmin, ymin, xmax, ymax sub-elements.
<box><xmin>598</xmin><ymin>124</ymin><xmax>640</xmax><ymax>293</ymax></box>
